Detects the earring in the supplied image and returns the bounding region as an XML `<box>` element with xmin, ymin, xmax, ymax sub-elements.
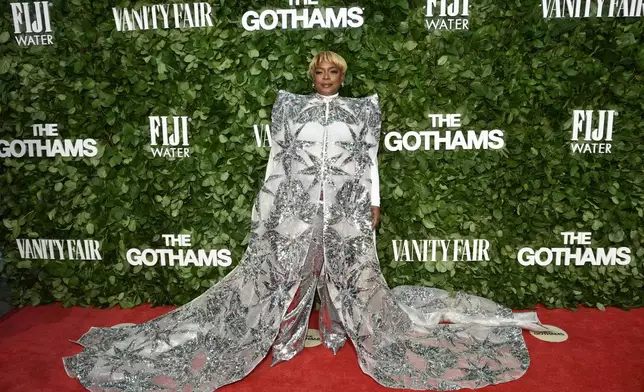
<box><xmin>342</xmin><ymin>82</ymin><xmax>345</xmax><ymax>87</ymax></box>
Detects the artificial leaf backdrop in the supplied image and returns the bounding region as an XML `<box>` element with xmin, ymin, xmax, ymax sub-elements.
<box><xmin>0</xmin><ymin>0</ymin><xmax>642</xmax><ymax>310</ymax></box>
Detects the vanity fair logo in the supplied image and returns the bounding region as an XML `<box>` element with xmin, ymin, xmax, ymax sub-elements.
<box><xmin>148</xmin><ymin>116</ymin><xmax>191</xmax><ymax>158</ymax></box>
<box><xmin>112</xmin><ymin>3</ymin><xmax>214</xmax><ymax>32</ymax></box>
<box><xmin>10</xmin><ymin>1</ymin><xmax>53</xmax><ymax>46</ymax></box>
<box><xmin>570</xmin><ymin>109</ymin><xmax>617</xmax><ymax>154</ymax></box>
<box><xmin>392</xmin><ymin>239</ymin><xmax>491</xmax><ymax>262</ymax></box>
<box><xmin>16</xmin><ymin>238</ymin><xmax>102</xmax><ymax>261</ymax></box>
<box><xmin>542</xmin><ymin>0</ymin><xmax>644</xmax><ymax>18</ymax></box>
<box><xmin>242</xmin><ymin>0</ymin><xmax>364</xmax><ymax>31</ymax></box>
<box><xmin>518</xmin><ymin>232</ymin><xmax>631</xmax><ymax>266</ymax></box>
<box><xmin>385</xmin><ymin>114</ymin><xmax>505</xmax><ymax>151</ymax></box>
<box><xmin>0</xmin><ymin>123</ymin><xmax>98</xmax><ymax>159</ymax></box>
<box><xmin>254</xmin><ymin>124</ymin><xmax>272</xmax><ymax>147</ymax></box>
<box><xmin>126</xmin><ymin>234</ymin><xmax>232</xmax><ymax>267</ymax></box>
<box><xmin>425</xmin><ymin>0</ymin><xmax>470</xmax><ymax>31</ymax></box>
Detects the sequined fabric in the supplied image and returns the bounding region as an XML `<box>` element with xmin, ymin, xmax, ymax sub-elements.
<box><xmin>62</xmin><ymin>90</ymin><xmax>545</xmax><ymax>391</ymax></box>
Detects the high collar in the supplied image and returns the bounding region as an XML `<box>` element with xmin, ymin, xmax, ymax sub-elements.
<box><xmin>315</xmin><ymin>92</ymin><xmax>339</xmax><ymax>102</ymax></box>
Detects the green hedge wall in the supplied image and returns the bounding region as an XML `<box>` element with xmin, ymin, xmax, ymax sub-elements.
<box><xmin>1</xmin><ymin>0</ymin><xmax>643</xmax><ymax>310</ymax></box>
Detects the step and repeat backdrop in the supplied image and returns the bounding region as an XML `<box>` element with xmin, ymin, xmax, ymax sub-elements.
<box><xmin>1</xmin><ymin>1</ymin><xmax>642</xmax><ymax>309</ymax></box>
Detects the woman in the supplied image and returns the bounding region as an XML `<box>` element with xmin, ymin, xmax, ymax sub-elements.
<box><xmin>63</xmin><ymin>51</ymin><xmax>545</xmax><ymax>391</ymax></box>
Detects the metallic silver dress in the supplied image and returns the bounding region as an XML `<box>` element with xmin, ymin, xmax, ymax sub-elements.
<box><xmin>62</xmin><ymin>90</ymin><xmax>545</xmax><ymax>391</ymax></box>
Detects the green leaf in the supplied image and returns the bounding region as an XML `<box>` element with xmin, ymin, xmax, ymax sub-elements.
<box><xmin>437</xmin><ymin>56</ymin><xmax>448</xmax><ymax>66</ymax></box>
<box><xmin>0</xmin><ymin>32</ymin><xmax>9</xmax><ymax>44</ymax></box>
<box><xmin>178</xmin><ymin>81</ymin><xmax>189</xmax><ymax>91</ymax></box>
<box><xmin>248</xmin><ymin>49</ymin><xmax>259</xmax><ymax>58</ymax></box>
<box><xmin>0</xmin><ymin>58</ymin><xmax>11</xmax><ymax>74</ymax></box>
<box><xmin>119</xmin><ymin>298</ymin><xmax>135</xmax><ymax>309</ymax></box>
<box><xmin>403</xmin><ymin>41</ymin><xmax>417</xmax><ymax>51</ymax></box>
<box><xmin>609</xmin><ymin>229</ymin><xmax>624</xmax><ymax>243</ymax></box>
<box><xmin>17</xmin><ymin>260</ymin><xmax>32</xmax><ymax>268</ymax></box>
<box><xmin>86</xmin><ymin>222</ymin><xmax>95</xmax><ymax>235</ymax></box>
<box><xmin>422</xmin><ymin>218</ymin><xmax>435</xmax><ymax>229</ymax></box>
<box><xmin>461</xmin><ymin>70</ymin><xmax>476</xmax><ymax>78</ymax></box>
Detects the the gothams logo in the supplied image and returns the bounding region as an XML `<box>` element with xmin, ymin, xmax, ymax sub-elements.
<box><xmin>112</xmin><ymin>3</ymin><xmax>214</xmax><ymax>32</ymax></box>
<box><xmin>425</xmin><ymin>0</ymin><xmax>470</xmax><ymax>31</ymax></box>
<box><xmin>392</xmin><ymin>239</ymin><xmax>491</xmax><ymax>262</ymax></box>
<box><xmin>242</xmin><ymin>0</ymin><xmax>364</xmax><ymax>31</ymax></box>
<box><xmin>127</xmin><ymin>234</ymin><xmax>232</xmax><ymax>267</ymax></box>
<box><xmin>148</xmin><ymin>116</ymin><xmax>191</xmax><ymax>159</ymax></box>
<box><xmin>518</xmin><ymin>232</ymin><xmax>631</xmax><ymax>266</ymax></box>
<box><xmin>0</xmin><ymin>124</ymin><xmax>98</xmax><ymax>159</ymax></box>
<box><xmin>541</xmin><ymin>0</ymin><xmax>644</xmax><ymax>18</ymax></box>
<box><xmin>10</xmin><ymin>1</ymin><xmax>53</xmax><ymax>46</ymax></box>
<box><xmin>16</xmin><ymin>238</ymin><xmax>102</xmax><ymax>261</ymax></box>
<box><xmin>385</xmin><ymin>113</ymin><xmax>505</xmax><ymax>151</ymax></box>
<box><xmin>570</xmin><ymin>109</ymin><xmax>617</xmax><ymax>154</ymax></box>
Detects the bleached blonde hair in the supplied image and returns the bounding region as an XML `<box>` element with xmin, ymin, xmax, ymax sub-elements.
<box><xmin>308</xmin><ymin>51</ymin><xmax>347</xmax><ymax>79</ymax></box>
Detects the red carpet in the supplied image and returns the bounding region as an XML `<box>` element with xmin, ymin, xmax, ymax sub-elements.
<box><xmin>0</xmin><ymin>303</ymin><xmax>642</xmax><ymax>392</ymax></box>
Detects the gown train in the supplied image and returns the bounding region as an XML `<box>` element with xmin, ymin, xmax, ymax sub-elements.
<box><xmin>63</xmin><ymin>90</ymin><xmax>544</xmax><ymax>391</ymax></box>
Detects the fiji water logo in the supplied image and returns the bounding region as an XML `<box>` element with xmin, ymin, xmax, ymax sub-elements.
<box><xmin>148</xmin><ymin>116</ymin><xmax>191</xmax><ymax>159</ymax></box>
<box><xmin>570</xmin><ymin>109</ymin><xmax>617</xmax><ymax>154</ymax></box>
<box><xmin>10</xmin><ymin>1</ymin><xmax>53</xmax><ymax>46</ymax></box>
<box><xmin>425</xmin><ymin>0</ymin><xmax>469</xmax><ymax>31</ymax></box>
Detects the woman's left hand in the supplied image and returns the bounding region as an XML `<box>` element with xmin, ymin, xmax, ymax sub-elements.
<box><xmin>371</xmin><ymin>206</ymin><xmax>381</xmax><ymax>229</ymax></box>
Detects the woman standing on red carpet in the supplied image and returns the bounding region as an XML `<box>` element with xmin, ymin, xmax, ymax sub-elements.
<box><xmin>63</xmin><ymin>51</ymin><xmax>545</xmax><ymax>392</ymax></box>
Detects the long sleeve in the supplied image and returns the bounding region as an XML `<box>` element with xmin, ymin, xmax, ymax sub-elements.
<box><xmin>370</xmin><ymin>159</ymin><xmax>380</xmax><ymax>207</ymax></box>
<box><xmin>263</xmin><ymin>90</ymin><xmax>287</xmax><ymax>184</ymax></box>
<box><xmin>367</xmin><ymin>93</ymin><xmax>382</xmax><ymax>208</ymax></box>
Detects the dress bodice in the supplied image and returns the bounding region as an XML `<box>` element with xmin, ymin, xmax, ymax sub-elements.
<box><xmin>264</xmin><ymin>90</ymin><xmax>382</xmax><ymax>207</ymax></box>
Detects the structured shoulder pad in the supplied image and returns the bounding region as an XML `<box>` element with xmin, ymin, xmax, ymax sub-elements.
<box><xmin>276</xmin><ymin>89</ymin><xmax>294</xmax><ymax>98</ymax></box>
<box><xmin>356</xmin><ymin>93</ymin><xmax>380</xmax><ymax>116</ymax></box>
<box><xmin>364</xmin><ymin>93</ymin><xmax>381</xmax><ymax>119</ymax></box>
<box><xmin>273</xmin><ymin>89</ymin><xmax>293</xmax><ymax>111</ymax></box>
<box><xmin>275</xmin><ymin>89</ymin><xmax>291</xmax><ymax>103</ymax></box>
<box><xmin>365</xmin><ymin>93</ymin><xmax>379</xmax><ymax>107</ymax></box>
<box><xmin>350</xmin><ymin>93</ymin><xmax>379</xmax><ymax>107</ymax></box>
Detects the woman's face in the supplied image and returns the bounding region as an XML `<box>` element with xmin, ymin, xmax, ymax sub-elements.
<box><xmin>313</xmin><ymin>61</ymin><xmax>344</xmax><ymax>96</ymax></box>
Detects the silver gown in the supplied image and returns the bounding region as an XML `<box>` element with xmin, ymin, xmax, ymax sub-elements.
<box><xmin>62</xmin><ymin>90</ymin><xmax>545</xmax><ymax>391</ymax></box>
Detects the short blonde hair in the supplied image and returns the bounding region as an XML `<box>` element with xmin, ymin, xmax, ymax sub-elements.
<box><xmin>308</xmin><ymin>51</ymin><xmax>347</xmax><ymax>79</ymax></box>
